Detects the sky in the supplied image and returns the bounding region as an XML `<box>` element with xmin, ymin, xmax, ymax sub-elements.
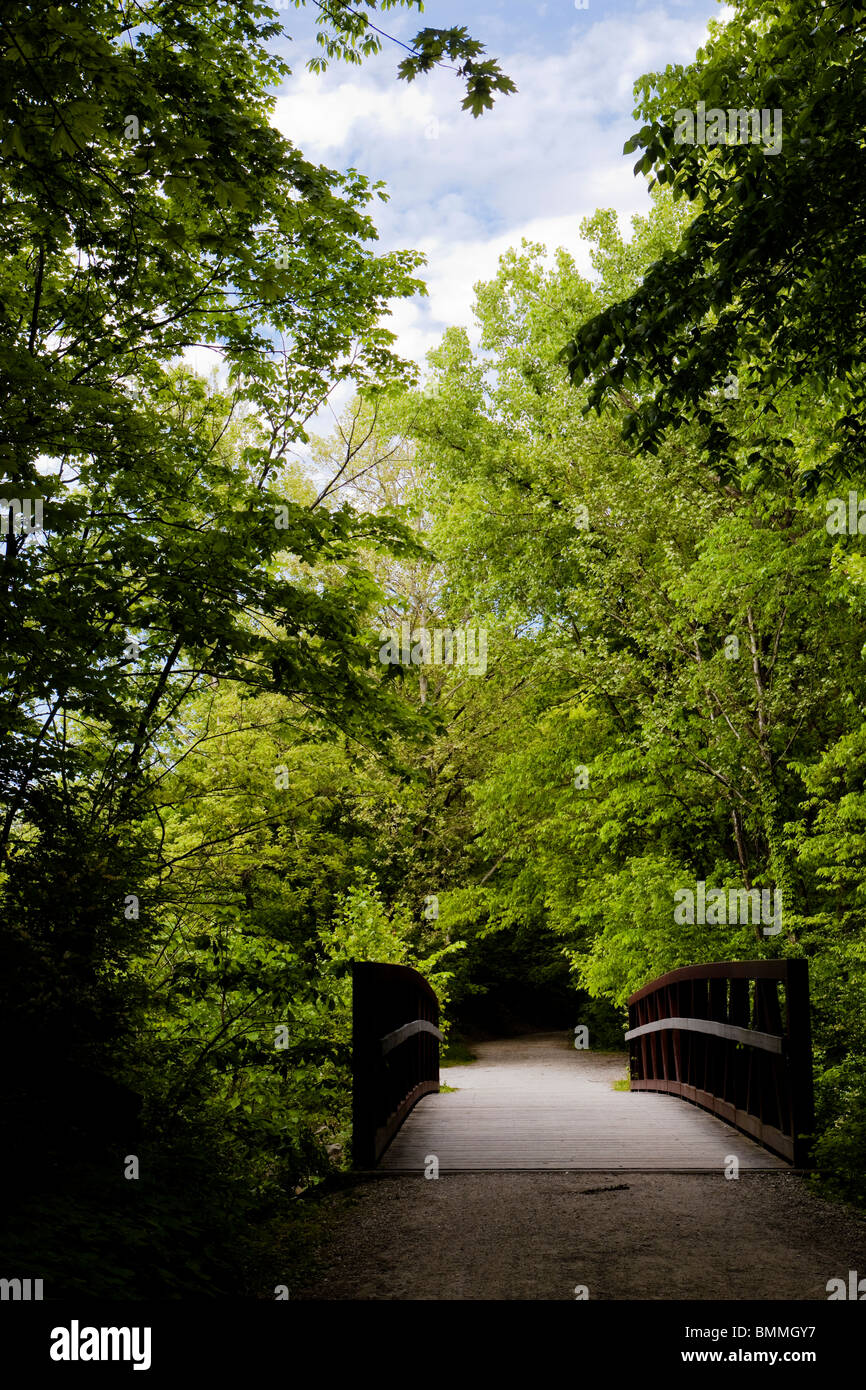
<box><xmin>187</xmin><ymin>0</ymin><xmax>729</xmax><ymax>432</ymax></box>
<box><xmin>270</xmin><ymin>0</ymin><xmax>726</xmax><ymax>371</ymax></box>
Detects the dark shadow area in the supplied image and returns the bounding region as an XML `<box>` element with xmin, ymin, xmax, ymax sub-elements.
<box><xmin>449</xmin><ymin>922</ymin><xmax>625</xmax><ymax>1047</ymax></box>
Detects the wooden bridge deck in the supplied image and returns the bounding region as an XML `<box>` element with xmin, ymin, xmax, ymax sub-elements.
<box><xmin>379</xmin><ymin>1032</ymin><xmax>789</xmax><ymax>1172</ymax></box>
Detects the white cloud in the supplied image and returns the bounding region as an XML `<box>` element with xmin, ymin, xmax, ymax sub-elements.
<box><xmin>272</xmin><ymin>3</ymin><xmax>720</xmax><ymax>381</ymax></box>
<box><xmin>272</xmin><ymin>75</ymin><xmax>439</xmax><ymax>154</ymax></box>
<box><xmin>181</xmin><ymin>344</ymin><xmax>229</xmax><ymax>383</ymax></box>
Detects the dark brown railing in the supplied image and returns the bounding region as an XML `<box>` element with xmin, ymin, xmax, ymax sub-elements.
<box><xmin>352</xmin><ymin>961</ymin><xmax>442</xmax><ymax>1168</ymax></box>
<box><xmin>625</xmin><ymin>960</ymin><xmax>813</xmax><ymax>1165</ymax></box>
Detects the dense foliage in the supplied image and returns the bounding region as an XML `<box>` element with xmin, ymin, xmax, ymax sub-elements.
<box><xmin>0</xmin><ymin>0</ymin><xmax>509</xmax><ymax>1297</ymax></box>
<box><xmin>2</xmin><ymin>0</ymin><xmax>865</xmax><ymax>1298</ymax></box>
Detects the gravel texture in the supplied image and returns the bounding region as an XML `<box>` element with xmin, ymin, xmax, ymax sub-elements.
<box><xmin>288</xmin><ymin>1168</ymin><xmax>866</xmax><ymax>1301</ymax></box>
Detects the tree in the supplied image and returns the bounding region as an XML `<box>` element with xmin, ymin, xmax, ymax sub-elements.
<box><xmin>398</xmin><ymin>192</ymin><xmax>866</xmax><ymax>1198</ymax></box>
<box><xmin>561</xmin><ymin>0</ymin><xmax>866</xmax><ymax>480</ymax></box>
<box><xmin>0</xmin><ymin>0</ymin><xmax>512</xmax><ymax>1293</ymax></box>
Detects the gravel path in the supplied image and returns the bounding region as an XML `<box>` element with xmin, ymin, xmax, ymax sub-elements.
<box><xmin>288</xmin><ymin>1039</ymin><xmax>866</xmax><ymax>1300</ymax></box>
<box><xmin>290</xmin><ymin>1169</ymin><xmax>866</xmax><ymax>1300</ymax></box>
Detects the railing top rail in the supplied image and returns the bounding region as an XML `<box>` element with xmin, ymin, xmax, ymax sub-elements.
<box><xmin>380</xmin><ymin>1018</ymin><xmax>444</xmax><ymax>1055</ymax></box>
<box><xmin>352</xmin><ymin>960</ymin><xmax>439</xmax><ymax>1006</ymax></box>
<box><xmin>628</xmin><ymin>958</ymin><xmax>798</xmax><ymax>1005</ymax></box>
<box><xmin>624</xmin><ymin>1016</ymin><xmax>784</xmax><ymax>1053</ymax></box>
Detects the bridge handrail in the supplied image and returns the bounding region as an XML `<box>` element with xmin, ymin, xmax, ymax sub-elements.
<box><xmin>625</xmin><ymin>958</ymin><xmax>813</xmax><ymax>1165</ymax></box>
<box><xmin>351</xmin><ymin>961</ymin><xmax>442</xmax><ymax>1168</ymax></box>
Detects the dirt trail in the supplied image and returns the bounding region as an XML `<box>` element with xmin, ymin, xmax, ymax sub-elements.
<box><xmin>290</xmin><ymin>1169</ymin><xmax>866</xmax><ymax>1301</ymax></box>
<box><xmin>288</xmin><ymin>1038</ymin><xmax>866</xmax><ymax>1300</ymax></box>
